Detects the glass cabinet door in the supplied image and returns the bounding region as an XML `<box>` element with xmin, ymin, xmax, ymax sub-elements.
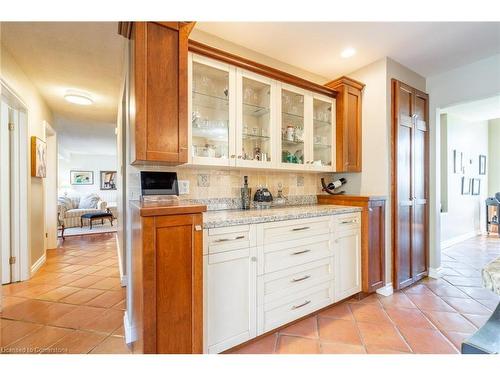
<box><xmin>237</xmin><ymin>73</ymin><xmax>273</xmax><ymax>166</ymax></box>
<box><xmin>280</xmin><ymin>88</ymin><xmax>305</xmax><ymax>166</ymax></box>
<box><xmin>191</xmin><ymin>59</ymin><xmax>231</xmax><ymax>163</ymax></box>
<box><xmin>312</xmin><ymin>97</ymin><xmax>334</xmax><ymax>169</ymax></box>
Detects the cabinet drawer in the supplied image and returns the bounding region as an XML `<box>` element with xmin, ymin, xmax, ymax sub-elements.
<box><xmin>206</xmin><ymin>224</ymin><xmax>256</xmax><ymax>254</ymax></box>
<box><xmin>262</xmin><ymin>217</ymin><xmax>331</xmax><ymax>245</ymax></box>
<box><xmin>258</xmin><ymin>234</ymin><xmax>332</xmax><ymax>275</ymax></box>
<box><xmin>257</xmin><ymin>257</ymin><xmax>334</xmax><ymax>305</ymax></box>
<box><xmin>333</xmin><ymin>213</ymin><xmax>361</xmax><ymax>232</ymax></box>
<box><xmin>258</xmin><ymin>282</ymin><xmax>333</xmax><ymax>334</ymax></box>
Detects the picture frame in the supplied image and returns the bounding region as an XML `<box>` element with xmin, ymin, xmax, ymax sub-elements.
<box><xmin>30</xmin><ymin>136</ymin><xmax>47</xmax><ymax>178</ymax></box>
<box><xmin>461</xmin><ymin>176</ymin><xmax>470</xmax><ymax>195</ymax></box>
<box><xmin>479</xmin><ymin>154</ymin><xmax>487</xmax><ymax>175</ymax></box>
<box><xmin>453</xmin><ymin>150</ymin><xmax>463</xmax><ymax>174</ymax></box>
<box><xmin>472</xmin><ymin>178</ymin><xmax>481</xmax><ymax>196</ymax></box>
<box><xmin>70</xmin><ymin>170</ymin><xmax>94</xmax><ymax>185</ymax></box>
<box><xmin>100</xmin><ymin>170</ymin><xmax>117</xmax><ymax>190</ymax></box>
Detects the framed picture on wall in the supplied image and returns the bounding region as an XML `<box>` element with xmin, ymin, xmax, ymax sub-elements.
<box><xmin>100</xmin><ymin>171</ymin><xmax>117</xmax><ymax>190</ymax></box>
<box><xmin>70</xmin><ymin>170</ymin><xmax>94</xmax><ymax>185</ymax></box>
<box><xmin>472</xmin><ymin>178</ymin><xmax>481</xmax><ymax>195</ymax></box>
<box><xmin>453</xmin><ymin>150</ymin><xmax>463</xmax><ymax>174</ymax></box>
<box><xmin>479</xmin><ymin>155</ymin><xmax>487</xmax><ymax>175</ymax></box>
<box><xmin>461</xmin><ymin>176</ymin><xmax>470</xmax><ymax>195</ymax></box>
<box><xmin>30</xmin><ymin>136</ymin><xmax>47</xmax><ymax>178</ymax></box>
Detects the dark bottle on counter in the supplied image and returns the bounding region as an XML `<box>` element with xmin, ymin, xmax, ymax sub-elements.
<box><xmin>241</xmin><ymin>176</ymin><xmax>251</xmax><ymax>210</ymax></box>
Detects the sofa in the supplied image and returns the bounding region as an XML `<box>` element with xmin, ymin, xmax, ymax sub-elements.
<box><xmin>58</xmin><ymin>194</ymin><xmax>108</xmax><ymax>228</ymax></box>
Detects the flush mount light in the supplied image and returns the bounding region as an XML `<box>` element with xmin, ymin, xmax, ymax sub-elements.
<box><xmin>340</xmin><ymin>47</ymin><xmax>356</xmax><ymax>58</ymax></box>
<box><xmin>64</xmin><ymin>91</ymin><xmax>94</xmax><ymax>105</ymax></box>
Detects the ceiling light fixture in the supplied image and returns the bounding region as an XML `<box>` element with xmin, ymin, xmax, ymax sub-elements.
<box><xmin>64</xmin><ymin>90</ymin><xmax>94</xmax><ymax>106</ymax></box>
<box><xmin>340</xmin><ymin>47</ymin><xmax>356</xmax><ymax>58</ymax></box>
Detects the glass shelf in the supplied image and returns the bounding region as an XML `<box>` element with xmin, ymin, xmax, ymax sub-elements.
<box><xmin>242</xmin><ymin>133</ymin><xmax>271</xmax><ymax>141</ymax></box>
<box><xmin>193</xmin><ymin>91</ymin><xmax>229</xmax><ymax>111</ymax></box>
<box><xmin>313</xmin><ymin>143</ymin><xmax>332</xmax><ymax>149</ymax></box>
<box><xmin>282</xmin><ymin>138</ymin><xmax>304</xmax><ymax>146</ymax></box>
<box><xmin>314</xmin><ymin>119</ymin><xmax>332</xmax><ymax>128</ymax></box>
<box><xmin>243</xmin><ymin>102</ymin><xmax>269</xmax><ymax>117</ymax></box>
<box><xmin>282</xmin><ymin>111</ymin><xmax>304</xmax><ymax>120</ymax></box>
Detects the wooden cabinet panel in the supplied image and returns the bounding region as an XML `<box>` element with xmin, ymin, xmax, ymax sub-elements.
<box><xmin>392</xmin><ymin>79</ymin><xmax>429</xmax><ymax>290</ymax></box>
<box><xmin>325</xmin><ymin>76</ymin><xmax>364</xmax><ymax>172</ymax></box>
<box><xmin>130</xmin><ymin>201</ymin><xmax>206</xmax><ymax>354</ymax></box>
<box><xmin>317</xmin><ymin>195</ymin><xmax>386</xmax><ymax>293</ymax></box>
<box><xmin>123</xmin><ymin>22</ymin><xmax>194</xmax><ymax>165</ymax></box>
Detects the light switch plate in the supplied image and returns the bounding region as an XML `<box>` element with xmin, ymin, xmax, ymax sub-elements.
<box><xmin>178</xmin><ymin>180</ymin><xmax>190</xmax><ymax>195</ymax></box>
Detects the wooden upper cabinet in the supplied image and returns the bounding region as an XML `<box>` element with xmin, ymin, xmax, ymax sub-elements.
<box><xmin>325</xmin><ymin>76</ymin><xmax>364</xmax><ymax>172</ymax></box>
<box><xmin>121</xmin><ymin>22</ymin><xmax>195</xmax><ymax>165</ymax></box>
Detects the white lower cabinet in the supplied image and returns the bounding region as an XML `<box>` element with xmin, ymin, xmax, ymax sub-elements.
<box><xmin>204</xmin><ymin>213</ymin><xmax>361</xmax><ymax>353</ymax></box>
<box><xmin>334</xmin><ymin>228</ymin><xmax>361</xmax><ymax>301</ymax></box>
<box><xmin>204</xmin><ymin>247</ymin><xmax>257</xmax><ymax>354</ymax></box>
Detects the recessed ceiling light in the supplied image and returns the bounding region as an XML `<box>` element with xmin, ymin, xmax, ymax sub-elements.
<box><xmin>64</xmin><ymin>91</ymin><xmax>93</xmax><ymax>106</ymax></box>
<box><xmin>340</xmin><ymin>47</ymin><xmax>356</xmax><ymax>58</ymax></box>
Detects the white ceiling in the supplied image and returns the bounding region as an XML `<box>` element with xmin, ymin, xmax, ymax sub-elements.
<box><xmin>1</xmin><ymin>22</ymin><xmax>125</xmax><ymax>123</ymax></box>
<box><xmin>195</xmin><ymin>22</ymin><xmax>500</xmax><ymax>79</ymax></box>
<box><xmin>443</xmin><ymin>95</ymin><xmax>500</xmax><ymax>122</ymax></box>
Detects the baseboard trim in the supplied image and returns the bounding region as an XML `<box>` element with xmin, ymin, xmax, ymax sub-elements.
<box><xmin>376</xmin><ymin>283</ymin><xmax>393</xmax><ymax>297</ymax></box>
<box><xmin>428</xmin><ymin>267</ymin><xmax>444</xmax><ymax>279</ymax></box>
<box><xmin>441</xmin><ymin>231</ymin><xmax>481</xmax><ymax>249</ymax></box>
<box><xmin>30</xmin><ymin>253</ymin><xmax>46</xmax><ymax>276</ymax></box>
<box><xmin>123</xmin><ymin>311</ymin><xmax>136</xmax><ymax>345</ymax></box>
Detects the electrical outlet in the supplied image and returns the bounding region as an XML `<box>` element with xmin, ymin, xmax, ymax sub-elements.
<box><xmin>178</xmin><ymin>180</ymin><xmax>190</xmax><ymax>195</ymax></box>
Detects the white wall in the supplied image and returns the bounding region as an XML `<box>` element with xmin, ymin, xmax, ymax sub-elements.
<box><xmin>1</xmin><ymin>42</ymin><xmax>54</xmax><ymax>268</ymax></box>
<box><xmin>58</xmin><ymin>152</ymin><xmax>117</xmax><ymax>203</ymax></box>
<box><xmin>489</xmin><ymin>118</ymin><xmax>500</xmax><ymax>196</ymax></box>
<box><xmin>440</xmin><ymin>114</ymin><xmax>489</xmax><ymax>245</ymax></box>
<box><xmin>427</xmin><ymin>53</ymin><xmax>500</xmax><ymax>268</ymax></box>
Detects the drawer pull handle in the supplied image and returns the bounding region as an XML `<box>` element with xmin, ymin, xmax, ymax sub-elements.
<box><xmin>292</xmin><ymin>249</ymin><xmax>311</xmax><ymax>256</ymax></box>
<box><xmin>340</xmin><ymin>219</ymin><xmax>357</xmax><ymax>224</ymax></box>
<box><xmin>292</xmin><ymin>300</ymin><xmax>311</xmax><ymax>310</ymax></box>
<box><xmin>214</xmin><ymin>235</ymin><xmax>245</xmax><ymax>243</ymax></box>
<box><xmin>292</xmin><ymin>226</ymin><xmax>310</xmax><ymax>232</ymax></box>
<box><xmin>291</xmin><ymin>275</ymin><xmax>311</xmax><ymax>283</ymax></box>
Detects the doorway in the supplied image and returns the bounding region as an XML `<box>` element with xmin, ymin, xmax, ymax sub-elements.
<box><xmin>44</xmin><ymin>122</ymin><xmax>58</xmax><ymax>250</ymax></box>
<box><xmin>0</xmin><ymin>81</ymin><xmax>29</xmax><ymax>284</ymax></box>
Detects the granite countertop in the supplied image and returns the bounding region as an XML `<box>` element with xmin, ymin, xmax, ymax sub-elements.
<box><xmin>203</xmin><ymin>204</ymin><xmax>361</xmax><ymax>229</ymax></box>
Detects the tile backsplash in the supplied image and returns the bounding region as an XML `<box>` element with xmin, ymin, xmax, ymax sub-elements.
<box><xmin>127</xmin><ymin>165</ymin><xmax>332</xmax><ymax>203</ymax></box>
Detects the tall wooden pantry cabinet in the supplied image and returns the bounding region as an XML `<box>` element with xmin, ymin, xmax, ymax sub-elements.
<box><xmin>391</xmin><ymin>79</ymin><xmax>429</xmax><ymax>290</ymax></box>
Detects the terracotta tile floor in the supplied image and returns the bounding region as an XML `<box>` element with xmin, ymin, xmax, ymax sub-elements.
<box><xmin>231</xmin><ymin>235</ymin><xmax>500</xmax><ymax>354</ymax></box>
<box><xmin>1</xmin><ymin>233</ymin><xmax>130</xmax><ymax>354</ymax></box>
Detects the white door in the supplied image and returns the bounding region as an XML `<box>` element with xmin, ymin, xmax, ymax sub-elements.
<box><xmin>310</xmin><ymin>94</ymin><xmax>336</xmax><ymax>172</ymax></box>
<box><xmin>1</xmin><ymin>101</ymin><xmax>12</xmax><ymax>284</ymax></box>
<box><xmin>334</xmin><ymin>228</ymin><xmax>361</xmax><ymax>301</ymax></box>
<box><xmin>189</xmin><ymin>53</ymin><xmax>236</xmax><ymax>167</ymax></box>
<box><xmin>204</xmin><ymin>247</ymin><xmax>257</xmax><ymax>354</ymax></box>
<box><xmin>235</xmin><ymin>69</ymin><xmax>276</xmax><ymax>169</ymax></box>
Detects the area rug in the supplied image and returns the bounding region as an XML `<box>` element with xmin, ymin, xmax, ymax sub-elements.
<box><xmin>62</xmin><ymin>220</ymin><xmax>117</xmax><ymax>237</ymax></box>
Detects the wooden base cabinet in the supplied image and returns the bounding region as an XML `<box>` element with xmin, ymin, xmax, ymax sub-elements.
<box><xmin>129</xmin><ymin>201</ymin><xmax>206</xmax><ymax>354</ymax></box>
<box><xmin>318</xmin><ymin>195</ymin><xmax>387</xmax><ymax>294</ymax></box>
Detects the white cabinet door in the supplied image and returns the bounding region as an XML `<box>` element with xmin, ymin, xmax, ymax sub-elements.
<box><xmin>189</xmin><ymin>53</ymin><xmax>236</xmax><ymax>167</ymax></box>
<box><xmin>235</xmin><ymin>69</ymin><xmax>277</xmax><ymax>169</ymax></box>
<box><xmin>310</xmin><ymin>93</ymin><xmax>336</xmax><ymax>172</ymax></box>
<box><xmin>204</xmin><ymin>247</ymin><xmax>257</xmax><ymax>353</ymax></box>
<box><xmin>334</xmin><ymin>228</ymin><xmax>361</xmax><ymax>301</ymax></box>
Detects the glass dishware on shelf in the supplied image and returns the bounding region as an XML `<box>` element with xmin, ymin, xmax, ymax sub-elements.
<box><xmin>312</xmin><ymin>98</ymin><xmax>333</xmax><ymax>167</ymax></box>
<box><xmin>192</xmin><ymin>61</ymin><xmax>230</xmax><ymax>160</ymax></box>
<box><xmin>240</xmin><ymin>77</ymin><xmax>272</xmax><ymax>163</ymax></box>
<box><xmin>281</xmin><ymin>89</ymin><xmax>304</xmax><ymax>164</ymax></box>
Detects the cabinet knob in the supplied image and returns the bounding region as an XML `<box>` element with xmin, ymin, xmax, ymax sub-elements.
<box><xmin>237</xmin><ymin>155</ymin><xmax>242</xmax><ymax>159</ymax></box>
<box><xmin>251</xmin><ymin>256</ymin><xmax>257</xmax><ymax>262</ymax></box>
<box><xmin>230</xmin><ymin>155</ymin><xmax>236</xmax><ymax>159</ymax></box>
